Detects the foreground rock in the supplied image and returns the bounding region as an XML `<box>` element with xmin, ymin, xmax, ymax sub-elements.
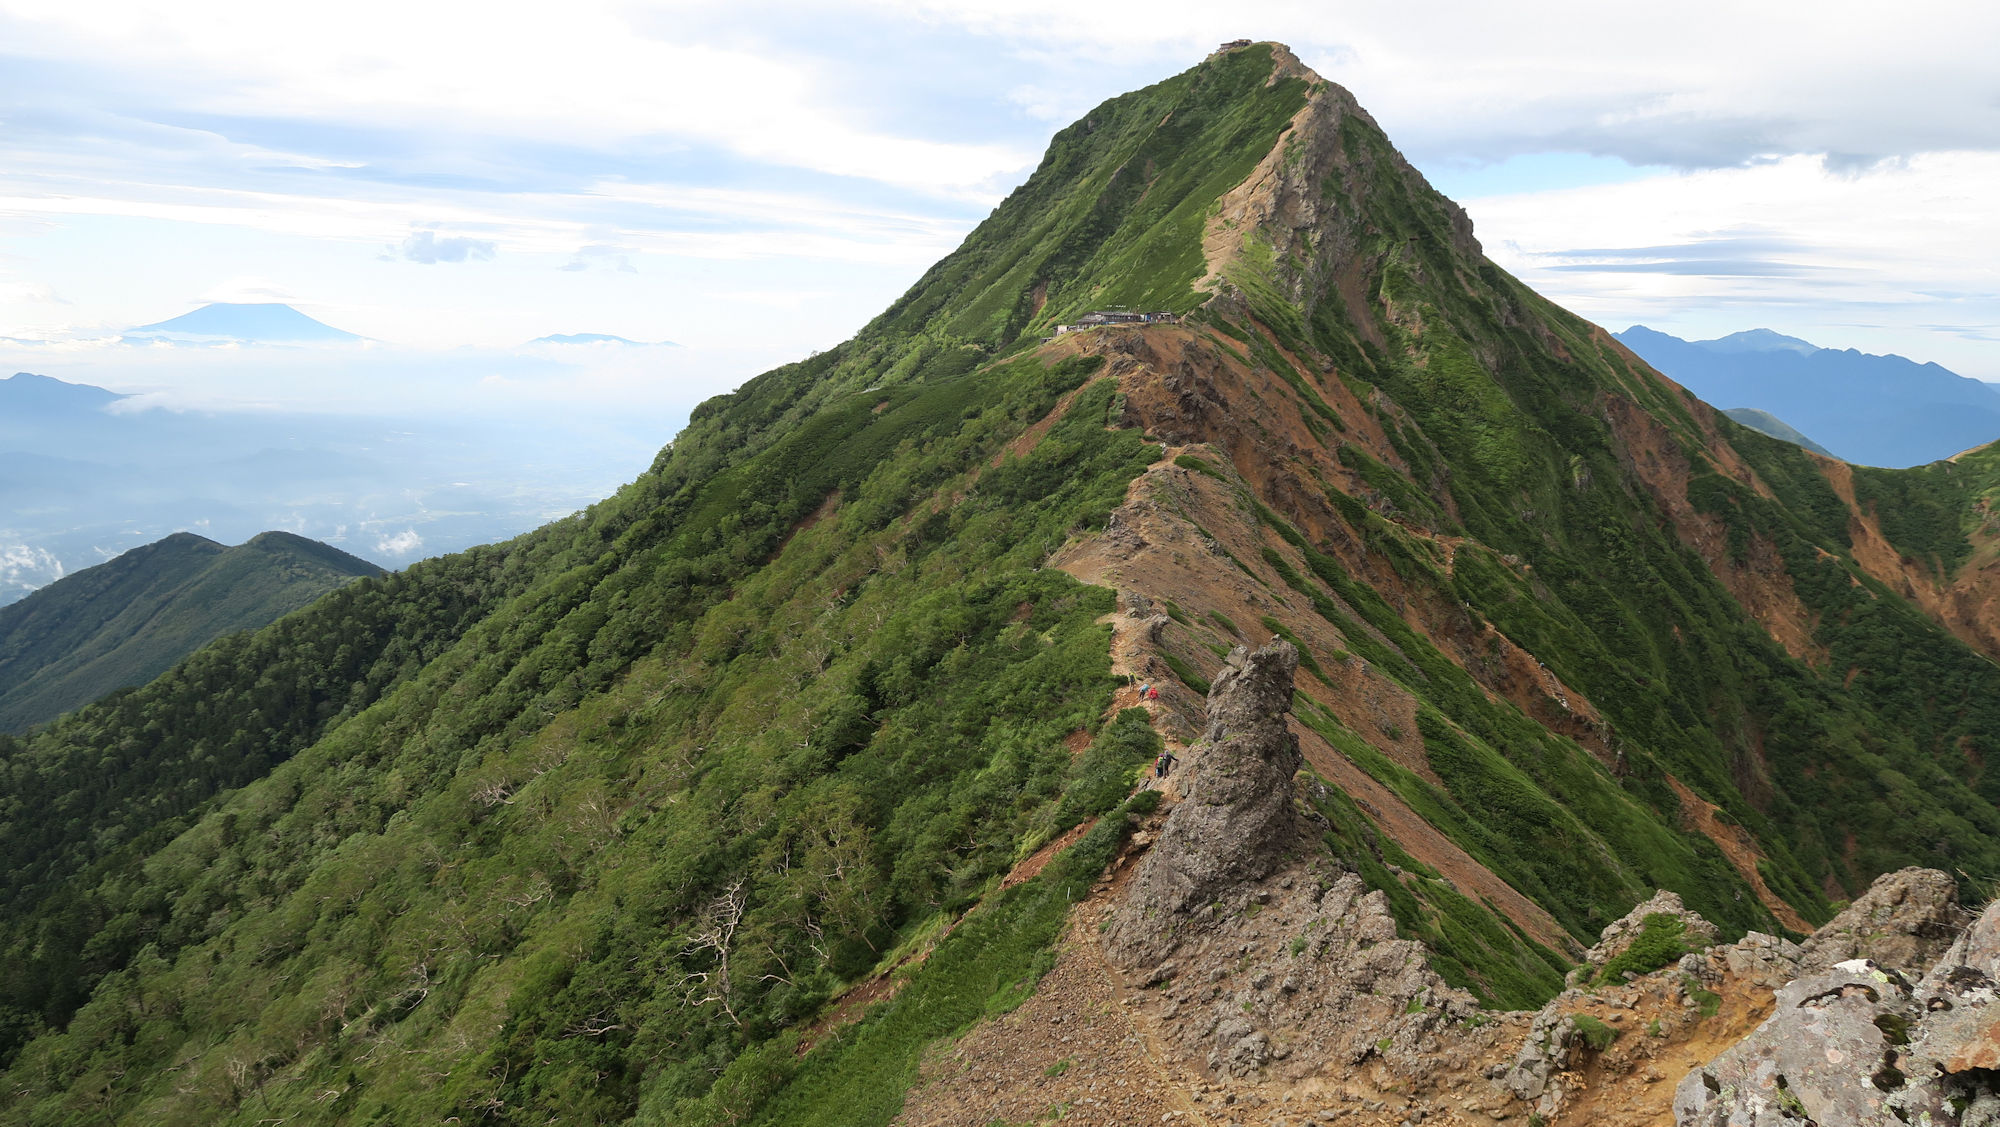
<box><xmin>1796</xmin><ymin>865</ymin><xmax>1967</xmax><ymax>976</ymax></box>
<box><xmin>1676</xmin><ymin>869</ymin><xmax>2000</xmax><ymax>1126</ymax></box>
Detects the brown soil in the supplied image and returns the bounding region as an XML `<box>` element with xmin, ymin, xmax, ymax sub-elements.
<box><xmin>1820</xmin><ymin>458</ymin><xmax>2000</xmax><ymax>662</ymax></box>
<box><xmin>765</xmin><ymin>490</ymin><xmax>841</xmax><ymax>563</ymax></box>
<box><xmin>797</xmin><ymin>972</ymin><xmax>902</xmax><ymax>1057</ymax></box>
<box><xmin>1599</xmin><ymin>393</ymin><xmax>1826</xmax><ymax>665</ymax></box>
<box><xmin>1543</xmin><ymin>967</ymin><xmax>1777</xmax><ymax>1127</ymax></box>
<box><xmin>1002</xmin><ymin>819</ymin><xmax>1097</xmax><ymax>893</ymax></box>
<box><xmin>1664</xmin><ymin>775</ymin><xmax>1810</xmax><ymax>932</ymax></box>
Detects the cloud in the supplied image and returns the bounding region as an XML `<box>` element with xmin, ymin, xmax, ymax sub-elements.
<box><xmin>561</xmin><ymin>243</ymin><xmax>638</xmax><ymax>274</ymax></box>
<box><xmin>198</xmin><ymin>276</ymin><xmax>297</xmax><ymax>302</ymax></box>
<box><xmin>1461</xmin><ymin>150</ymin><xmax>2000</xmax><ymax>378</ymax></box>
<box><xmin>396</xmin><ymin>229</ymin><xmax>496</xmax><ymax>265</ymax></box>
<box><xmin>0</xmin><ymin>540</ymin><xmax>64</xmax><ymax>596</ymax></box>
<box><xmin>374</xmin><ymin>528</ymin><xmax>422</xmax><ymax>556</ymax></box>
<box><xmin>0</xmin><ymin>281</ymin><xmax>68</xmax><ymax>305</ymax></box>
<box><xmin>1534</xmin><ymin>235</ymin><xmax>1821</xmax><ymax>278</ymax></box>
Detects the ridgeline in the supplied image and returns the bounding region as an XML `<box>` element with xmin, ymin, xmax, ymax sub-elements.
<box><xmin>7</xmin><ymin>43</ymin><xmax>2000</xmax><ymax>1126</ymax></box>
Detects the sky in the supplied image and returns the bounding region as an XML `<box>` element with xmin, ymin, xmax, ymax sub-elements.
<box><xmin>1</xmin><ymin>0</ymin><xmax>1997</xmax><ymax>423</ymax></box>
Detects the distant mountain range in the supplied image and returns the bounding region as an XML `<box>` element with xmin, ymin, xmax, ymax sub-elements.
<box><xmin>0</xmin><ymin>530</ymin><xmax>380</xmax><ymax>732</ymax></box>
<box><xmin>125</xmin><ymin>302</ymin><xmax>363</xmax><ymax>343</ymax></box>
<box><xmin>1616</xmin><ymin>325</ymin><xmax>2000</xmax><ymax>467</ymax></box>
<box><xmin>0</xmin><ymin>371</ymin><xmax>634</xmax><ymax>604</ymax></box>
<box><xmin>528</xmin><ymin>332</ymin><xmax>676</xmax><ymax>346</ymax></box>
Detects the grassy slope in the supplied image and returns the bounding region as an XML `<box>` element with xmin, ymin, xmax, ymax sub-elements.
<box><xmin>0</xmin><ymin>532</ymin><xmax>382</xmax><ymax>732</ymax></box>
<box><xmin>9</xmin><ymin>40</ymin><xmax>2000</xmax><ymax>1127</ymax></box>
<box><xmin>1207</xmin><ymin>104</ymin><xmax>2000</xmax><ymax>930</ymax></box>
<box><xmin>0</xmin><ymin>48</ymin><xmax>1299</xmax><ymax>1125</ymax></box>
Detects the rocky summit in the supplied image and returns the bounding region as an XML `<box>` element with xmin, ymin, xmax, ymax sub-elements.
<box><xmin>11</xmin><ymin>40</ymin><xmax>2000</xmax><ymax>1127</ymax></box>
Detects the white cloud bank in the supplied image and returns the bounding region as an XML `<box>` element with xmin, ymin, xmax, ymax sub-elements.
<box><xmin>1463</xmin><ymin>151</ymin><xmax>2000</xmax><ymax>375</ymax></box>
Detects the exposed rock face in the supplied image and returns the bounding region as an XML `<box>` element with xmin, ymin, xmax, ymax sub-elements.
<box><xmin>1797</xmin><ymin>865</ymin><xmax>1967</xmax><ymax>976</ymax></box>
<box><xmin>1676</xmin><ymin>869</ymin><xmax>2000</xmax><ymax>1127</ymax></box>
<box><xmin>1108</xmin><ymin>640</ymin><xmax>1304</xmax><ymax>961</ymax></box>
<box><xmin>1199</xmin><ymin>51</ymin><xmax>1483</xmax><ymax>345</ymax></box>
<box><xmin>1575</xmin><ymin>890</ymin><xmax>1721</xmax><ymax>983</ymax></box>
<box><xmin>1150</xmin><ymin>869</ymin><xmax>1482</xmax><ymax>1081</ymax></box>
<box><xmin>1102</xmin><ymin>638</ymin><xmax>1493</xmax><ymax>1087</ymax></box>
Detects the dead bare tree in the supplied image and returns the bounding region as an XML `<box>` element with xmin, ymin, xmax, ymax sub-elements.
<box><xmin>675</xmin><ymin>879</ymin><xmax>749</xmax><ymax>1026</ymax></box>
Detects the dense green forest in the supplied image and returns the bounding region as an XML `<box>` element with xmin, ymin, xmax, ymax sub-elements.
<box><xmin>0</xmin><ymin>531</ymin><xmax>380</xmax><ymax>732</ymax></box>
<box><xmin>4</xmin><ymin>42</ymin><xmax>2000</xmax><ymax>1126</ymax></box>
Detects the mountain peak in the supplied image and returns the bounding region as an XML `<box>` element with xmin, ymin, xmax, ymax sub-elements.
<box><xmin>1695</xmin><ymin>327</ymin><xmax>1820</xmax><ymax>355</ymax></box>
<box><xmin>126</xmin><ymin>302</ymin><xmax>362</xmax><ymax>343</ymax></box>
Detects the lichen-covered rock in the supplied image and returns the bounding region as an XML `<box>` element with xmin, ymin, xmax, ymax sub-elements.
<box><xmin>1676</xmin><ymin>960</ymin><xmax>1917</xmax><ymax>1127</ymax></box>
<box><xmin>1108</xmin><ymin>640</ymin><xmax>1303</xmax><ymax>962</ymax></box>
<box><xmin>1676</xmin><ymin>887</ymin><xmax>2000</xmax><ymax>1127</ymax></box>
<box><xmin>1718</xmin><ymin>931</ymin><xmax>1803</xmax><ymax>990</ymax></box>
<box><xmin>1798</xmin><ymin>866</ymin><xmax>1966</xmax><ymax>977</ymax></box>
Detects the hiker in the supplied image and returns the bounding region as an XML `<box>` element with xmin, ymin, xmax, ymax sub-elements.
<box><xmin>1136</xmin><ymin>682</ymin><xmax>1151</xmax><ymax>700</ymax></box>
<box><xmin>1153</xmin><ymin>749</ymin><xmax>1178</xmax><ymax>779</ymax></box>
<box><xmin>1146</xmin><ymin>685</ymin><xmax>1160</xmax><ymax>701</ymax></box>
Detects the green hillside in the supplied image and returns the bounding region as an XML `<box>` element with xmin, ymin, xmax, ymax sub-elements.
<box><xmin>0</xmin><ymin>532</ymin><xmax>382</xmax><ymax>733</ymax></box>
<box><xmin>1721</xmin><ymin>406</ymin><xmax>1837</xmax><ymax>457</ymax></box>
<box><xmin>3</xmin><ymin>42</ymin><xmax>2000</xmax><ymax>1126</ymax></box>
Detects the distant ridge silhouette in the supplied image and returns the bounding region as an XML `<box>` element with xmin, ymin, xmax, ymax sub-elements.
<box><xmin>127</xmin><ymin>302</ymin><xmax>362</xmax><ymax>342</ymax></box>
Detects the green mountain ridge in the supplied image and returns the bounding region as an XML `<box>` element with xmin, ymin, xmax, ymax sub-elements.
<box><xmin>4</xmin><ymin>42</ymin><xmax>2000</xmax><ymax>1125</ymax></box>
<box><xmin>1719</xmin><ymin>406</ymin><xmax>1836</xmax><ymax>457</ymax></box>
<box><xmin>0</xmin><ymin>531</ymin><xmax>382</xmax><ymax>733</ymax></box>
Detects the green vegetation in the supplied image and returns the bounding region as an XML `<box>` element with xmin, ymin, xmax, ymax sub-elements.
<box><xmin>1595</xmin><ymin>914</ymin><xmax>1692</xmax><ymax>984</ymax></box>
<box><xmin>0</xmin><ymin>343</ymin><xmax>1160</xmax><ymax>1124</ymax></box>
<box><xmin>0</xmin><ymin>531</ymin><xmax>380</xmax><ymax>732</ymax></box>
<box><xmin>1159</xmin><ymin>651</ymin><xmax>1211</xmax><ymax>696</ymax></box>
<box><xmin>742</xmin><ymin>791</ymin><xmax>1157</xmax><ymax>1127</ymax></box>
<box><xmin>1571</xmin><ymin>1014</ymin><xmax>1619</xmax><ymax>1052</ymax></box>
<box><xmin>1306</xmin><ymin>761</ymin><xmax>1568</xmax><ymax>1009</ymax></box>
<box><xmin>8</xmin><ymin>38</ymin><xmax>2000</xmax><ymax>1127</ymax></box>
<box><xmin>875</xmin><ymin>45</ymin><xmax>1307</xmax><ymax>345</ymax></box>
<box><xmin>1175</xmin><ymin>453</ymin><xmax>1228</xmax><ymax>480</ymax></box>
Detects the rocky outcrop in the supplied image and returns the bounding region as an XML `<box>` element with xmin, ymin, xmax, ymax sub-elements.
<box><xmin>1108</xmin><ymin>640</ymin><xmax>1305</xmax><ymax>961</ymax></box>
<box><xmin>1103</xmin><ymin>638</ymin><xmax>1491</xmax><ymax>1086</ymax></box>
<box><xmin>1676</xmin><ymin>869</ymin><xmax>2000</xmax><ymax>1127</ymax></box>
<box><xmin>1124</xmin><ymin>857</ymin><xmax>1484</xmax><ymax>1084</ymax></box>
<box><xmin>1573</xmin><ymin>890</ymin><xmax>1720</xmax><ymax>984</ymax></box>
<box><xmin>1508</xmin><ymin>893</ymin><xmax>1726</xmax><ymax>1120</ymax></box>
<box><xmin>1797</xmin><ymin>865</ymin><xmax>1967</xmax><ymax>976</ymax></box>
<box><xmin>1676</xmin><ymin>959</ymin><xmax>1918</xmax><ymax>1127</ymax></box>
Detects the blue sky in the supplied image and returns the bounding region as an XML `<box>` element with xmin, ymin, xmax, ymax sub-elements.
<box><xmin>2</xmin><ymin>0</ymin><xmax>1998</xmax><ymax>408</ymax></box>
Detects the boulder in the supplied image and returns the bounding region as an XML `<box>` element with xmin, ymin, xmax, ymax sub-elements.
<box><xmin>1675</xmin><ymin>960</ymin><xmax>1916</xmax><ymax>1127</ymax></box>
<box><xmin>1798</xmin><ymin>867</ymin><xmax>1966</xmax><ymax>977</ymax></box>
<box><xmin>1676</xmin><ymin>884</ymin><xmax>2000</xmax><ymax>1127</ymax></box>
